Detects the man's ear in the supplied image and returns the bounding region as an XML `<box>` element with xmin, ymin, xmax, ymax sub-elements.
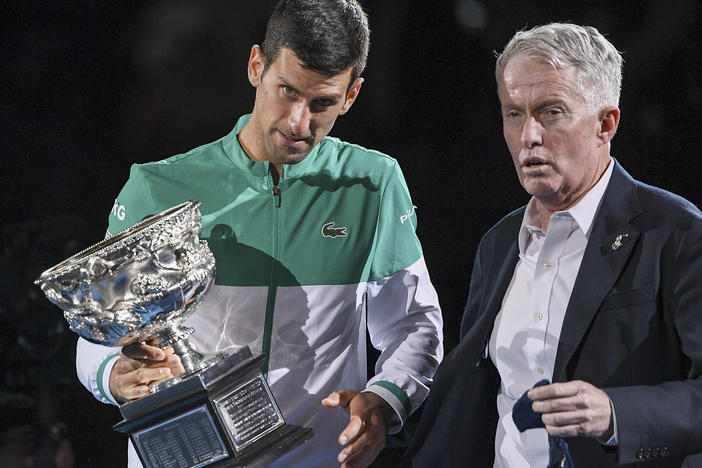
<box><xmin>339</xmin><ymin>77</ymin><xmax>364</xmax><ymax>115</ymax></box>
<box><xmin>247</xmin><ymin>45</ymin><xmax>265</xmax><ymax>87</ymax></box>
<box><xmin>598</xmin><ymin>107</ymin><xmax>620</xmax><ymax>144</ymax></box>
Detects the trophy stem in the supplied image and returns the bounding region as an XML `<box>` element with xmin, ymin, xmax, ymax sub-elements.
<box><xmin>149</xmin><ymin>333</ymin><xmax>226</xmax><ymax>393</ymax></box>
<box><xmin>171</xmin><ymin>339</ymin><xmax>199</xmax><ymax>374</ymax></box>
<box><xmin>154</xmin><ymin>324</ymin><xmax>201</xmax><ymax>373</ymax></box>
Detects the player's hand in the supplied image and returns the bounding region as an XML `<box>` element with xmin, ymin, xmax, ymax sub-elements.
<box><xmin>322</xmin><ymin>389</ymin><xmax>395</xmax><ymax>468</ymax></box>
<box><xmin>528</xmin><ymin>380</ymin><xmax>613</xmax><ymax>440</ymax></box>
<box><xmin>109</xmin><ymin>342</ymin><xmax>185</xmax><ymax>404</ymax></box>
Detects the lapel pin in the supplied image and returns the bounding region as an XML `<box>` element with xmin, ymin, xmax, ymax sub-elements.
<box><xmin>612</xmin><ymin>233</ymin><xmax>629</xmax><ymax>250</ymax></box>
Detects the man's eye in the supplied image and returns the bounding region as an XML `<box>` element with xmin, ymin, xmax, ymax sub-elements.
<box><xmin>505</xmin><ymin>110</ymin><xmax>520</xmax><ymax>118</ymax></box>
<box><xmin>282</xmin><ymin>86</ymin><xmax>296</xmax><ymax>96</ymax></box>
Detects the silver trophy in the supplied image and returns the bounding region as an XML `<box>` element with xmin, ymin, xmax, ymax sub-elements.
<box><xmin>35</xmin><ymin>200</ymin><xmax>312</xmax><ymax>468</ymax></box>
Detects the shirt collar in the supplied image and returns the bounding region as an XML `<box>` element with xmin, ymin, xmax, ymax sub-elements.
<box><xmin>518</xmin><ymin>157</ymin><xmax>614</xmax><ymax>253</ymax></box>
<box><xmin>567</xmin><ymin>157</ymin><xmax>614</xmax><ymax>236</ymax></box>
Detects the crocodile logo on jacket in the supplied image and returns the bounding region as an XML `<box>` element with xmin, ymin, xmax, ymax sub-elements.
<box><xmin>322</xmin><ymin>222</ymin><xmax>347</xmax><ymax>238</ymax></box>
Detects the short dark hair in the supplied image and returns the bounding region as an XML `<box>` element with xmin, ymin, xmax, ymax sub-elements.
<box><xmin>262</xmin><ymin>0</ymin><xmax>370</xmax><ymax>83</ymax></box>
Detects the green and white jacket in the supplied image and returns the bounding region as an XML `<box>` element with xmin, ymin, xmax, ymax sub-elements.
<box><xmin>76</xmin><ymin>115</ymin><xmax>443</xmax><ymax>468</ymax></box>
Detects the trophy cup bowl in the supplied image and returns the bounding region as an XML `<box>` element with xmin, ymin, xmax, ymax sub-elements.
<box><xmin>35</xmin><ymin>200</ymin><xmax>215</xmax><ymax>376</ymax></box>
<box><xmin>35</xmin><ymin>200</ymin><xmax>312</xmax><ymax>467</ymax></box>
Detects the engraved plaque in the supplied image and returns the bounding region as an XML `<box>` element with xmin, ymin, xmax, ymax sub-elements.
<box><xmin>134</xmin><ymin>406</ymin><xmax>228</xmax><ymax>468</ymax></box>
<box><xmin>214</xmin><ymin>375</ymin><xmax>285</xmax><ymax>452</ymax></box>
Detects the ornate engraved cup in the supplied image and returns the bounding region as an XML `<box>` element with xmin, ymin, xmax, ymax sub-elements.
<box><xmin>35</xmin><ymin>201</ymin><xmax>312</xmax><ymax>468</ymax></box>
<box><xmin>35</xmin><ymin>200</ymin><xmax>214</xmax><ymax>376</ymax></box>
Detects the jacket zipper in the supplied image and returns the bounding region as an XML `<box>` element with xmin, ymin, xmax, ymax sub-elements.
<box><xmin>272</xmin><ymin>185</ymin><xmax>281</xmax><ymax>207</ymax></box>
<box><xmin>262</xmin><ymin>166</ymin><xmax>281</xmax><ymax>377</ymax></box>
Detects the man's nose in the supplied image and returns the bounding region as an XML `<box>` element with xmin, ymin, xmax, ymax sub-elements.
<box><xmin>521</xmin><ymin>116</ymin><xmax>543</xmax><ymax>149</ymax></box>
<box><xmin>288</xmin><ymin>102</ymin><xmax>311</xmax><ymax>137</ymax></box>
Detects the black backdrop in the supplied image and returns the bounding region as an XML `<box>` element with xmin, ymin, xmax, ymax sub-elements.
<box><xmin>2</xmin><ymin>1</ymin><xmax>701</xmax><ymax>466</ymax></box>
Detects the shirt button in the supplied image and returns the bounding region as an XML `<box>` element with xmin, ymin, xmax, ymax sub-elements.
<box><xmin>535</xmin><ymin>313</ymin><xmax>543</xmax><ymax>321</ymax></box>
<box><xmin>544</xmin><ymin>261</ymin><xmax>552</xmax><ymax>270</ymax></box>
<box><xmin>537</xmin><ymin>367</ymin><xmax>545</xmax><ymax>375</ymax></box>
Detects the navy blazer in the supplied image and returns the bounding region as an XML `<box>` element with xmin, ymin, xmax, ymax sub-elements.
<box><xmin>405</xmin><ymin>162</ymin><xmax>702</xmax><ymax>467</ymax></box>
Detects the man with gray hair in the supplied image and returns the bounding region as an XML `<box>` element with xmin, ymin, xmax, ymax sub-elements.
<box><xmin>405</xmin><ymin>23</ymin><xmax>702</xmax><ymax>467</ymax></box>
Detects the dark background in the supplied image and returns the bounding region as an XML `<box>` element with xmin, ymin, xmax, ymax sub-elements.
<box><xmin>2</xmin><ymin>1</ymin><xmax>701</xmax><ymax>466</ymax></box>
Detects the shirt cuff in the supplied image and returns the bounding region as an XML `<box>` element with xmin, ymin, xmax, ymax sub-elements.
<box><xmin>97</xmin><ymin>353</ymin><xmax>122</xmax><ymax>406</ymax></box>
<box><xmin>600</xmin><ymin>397</ymin><xmax>619</xmax><ymax>446</ymax></box>
<box><xmin>364</xmin><ymin>381</ymin><xmax>409</xmax><ymax>434</ymax></box>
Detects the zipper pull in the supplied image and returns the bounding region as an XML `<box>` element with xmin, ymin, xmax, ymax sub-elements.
<box><xmin>272</xmin><ymin>185</ymin><xmax>281</xmax><ymax>207</ymax></box>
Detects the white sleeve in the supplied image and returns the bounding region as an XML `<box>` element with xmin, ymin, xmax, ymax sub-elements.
<box><xmin>76</xmin><ymin>337</ymin><xmax>122</xmax><ymax>406</ymax></box>
<box><xmin>364</xmin><ymin>255</ymin><xmax>444</xmax><ymax>433</ymax></box>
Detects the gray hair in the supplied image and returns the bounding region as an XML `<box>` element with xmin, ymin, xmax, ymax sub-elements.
<box><xmin>495</xmin><ymin>23</ymin><xmax>623</xmax><ymax>113</ymax></box>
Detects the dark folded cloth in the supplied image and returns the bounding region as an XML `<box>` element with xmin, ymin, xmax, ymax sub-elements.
<box><xmin>512</xmin><ymin>379</ymin><xmax>574</xmax><ymax>468</ymax></box>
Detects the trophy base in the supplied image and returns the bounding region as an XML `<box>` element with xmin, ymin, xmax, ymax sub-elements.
<box><xmin>114</xmin><ymin>347</ymin><xmax>313</xmax><ymax>468</ymax></box>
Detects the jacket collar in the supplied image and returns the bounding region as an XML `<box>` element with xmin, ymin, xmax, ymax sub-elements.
<box><xmin>220</xmin><ymin>114</ymin><xmax>323</xmax><ymax>180</ymax></box>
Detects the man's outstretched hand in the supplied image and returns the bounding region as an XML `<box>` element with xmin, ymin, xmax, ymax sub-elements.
<box><xmin>322</xmin><ymin>389</ymin><xmax>395</xmax><ymax>468</ymax></box>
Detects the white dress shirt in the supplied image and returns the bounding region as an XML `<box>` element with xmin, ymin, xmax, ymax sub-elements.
<box><xmin>490</xmin><ymin>159</ymin><xmax>614</xmax><ymax>468</ymax></box>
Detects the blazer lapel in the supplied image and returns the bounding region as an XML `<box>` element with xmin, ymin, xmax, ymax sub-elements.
<box><xmin>553</xmin><ymin>162</ymin><xmax>643</xmax><ymax>382</ymax></box>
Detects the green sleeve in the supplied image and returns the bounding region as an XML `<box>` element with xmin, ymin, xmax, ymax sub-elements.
<box><xmin>369</xmin><ymin>162</ymin><xmax>423</xmax><ymax>280</ymax></box>
<box><xmin>106</xmin><ymin>164</ymin><xmax>158</xmax><ymax>236</ymax></box>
